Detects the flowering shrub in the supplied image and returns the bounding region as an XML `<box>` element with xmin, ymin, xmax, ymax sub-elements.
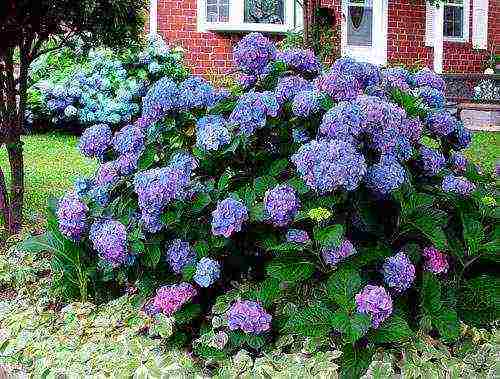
<box><xmin>27</xmin><ymin>32</ymin><xmax>498</xmax><ymax>376</ymax></box>
<box><xmin>27</xmin><ymin>34</ymin><xmax>188</xmax><ymax>130</ymax></box>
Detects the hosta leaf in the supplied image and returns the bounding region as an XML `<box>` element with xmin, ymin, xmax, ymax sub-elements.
<box><xmin>371</xmin><ymin>315</ymin><xmax>413</xmax><ymax>343</ymax></box>
<box><xmin>283</xmin><ymin>305</ymin><xmax>336</xmax><ymax>337</ymax></box>
<box><xmin>266</xmin><ymin>260</ymin><xmax>315</xmax><ymax>283</ymax></box>
<box><xmin>326</xmin><ymin>267</ymin><xmax>362</xmax><ymax>311</ymax></box>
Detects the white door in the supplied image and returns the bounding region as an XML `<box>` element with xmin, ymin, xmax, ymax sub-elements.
<box><xmin>341</xmin><ymin>0</ymin><xmax>388</xmax><ymax>65</ymax></box>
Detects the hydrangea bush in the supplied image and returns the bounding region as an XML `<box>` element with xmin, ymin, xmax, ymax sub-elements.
<box><xmin>30</xmin><ymin>32</ymin><xmax>498</xmax><ymax>376</ymax></box>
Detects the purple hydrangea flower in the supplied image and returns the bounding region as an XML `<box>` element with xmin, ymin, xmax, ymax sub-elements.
<box><xmin>166</xmin><ymin>239</ymin><xmax>196</xmax><ymax>274</ymax></box>
<box><xmin>403</xmin><ymin>117</ymin><xmax>424</xmax><ymax>143</ymax></box>
<box><xmin>292</xmin><ymin>90</ymin><xmax>322</xmax><ymax>118</ymax></box>
<box><xmin>322</xmin><ymin>239</ymin><xmax>357</xmax><ymax>266</ymax></box>
<box><xmin>89</xmin><ymin>219</ymin><xmax>129</xmax><ymax>266</ymax></box>
<box><xmin>134</xmin><ymin>166</ymin><xmax>190</xmax><ymax>233</ymax></box>
<box><xmin>142</xmin><ymin>299</ymin><xmax>161</xmax><ymax>317</ymax></box>
<box><xmin>422</xmin><ymin>246</ymin><xmax>449</xmax><ymax>274</ymax></box>
<box><xmin>275</xmin><ymin>75</ymin><xmax>313</xmax><ymax>105</ymax></box>
<box><xmin>425</xmin><ymin>111</ymin><xmax>457</xmax><ymax>137</ymax></box>
<box><xmin>286</xmin><ymin>229</ymin><xmax>310</xmax><ymax>244</ymax></box>
<box><xmin>78</xmin><ymin>124</ymin><xmax>112</xmax><ymax>158</ymax></box>
<box><xmin>233</xmin><ymin>32</ymin><xmax>277</xmax><ymax>75</ymax></box>
<box><xmin>178</xmin><ymin>76</ymin><xmax>219</xmax><ymax>110</ymax></box>
<box><xmin>319</xmin><ymin>102</ymin><xmax>364</xmax><ymax>141</ymax></box>
<box><xmin>314</xmin><ymin>70</ymin><xmax>361</xmax><ymax>101</ymax></box>
<box><xmin>115</xmin><ymin>153</ymin><xmax>141</xmax><ymax>175</ymax></box>
<box><xmin>264</xmin><ymin>184</ymin><xmax>300</xmax><ymax>227</ymax></box>
<box><xmin>169</xmin><ymin>151</ymin><xmax>198</xmax><ymax>177</ymax></box>
<box><xmin>193</xmin><ymin>257</ymin><xmax>220</xmax><ymax>288</ymax></box>
<box><xmin>291</xmin><ymin>139</ymin><xmax>367</xmax><ymax>193</ymax></box>
<box><xmin>380</xmin><ymin>67</ymin><xmax>411</xmax><ymax>91</ymax></box>
<box><xmin>153</xmin><ymin>282</ymin><xmax>197</xmax><ymax>316</ymax></box>
<box><xmin>142</xmin><ymin>77</ymin><xmax>180</xmax><ymax>121</ymax></box>
<box><xmin>211</xmin><ymin>198</ymin><xmax>248</xmax><ymax>237</ymax></box>
<box><xmin>355</xmin><ymin>285</ymin><xmax>393</xmax><ymax>328</ymax></box>
<box><xmin>277</xmin><ymin>48</ymin><xmax>321</xmax><ymax>74</ymax></box>
<box><xmin>412</xmin><ymin>68</ymin><xmax>445</xmax><ymax>91</ymax></box>
<box><xmin>227</xmin><ymin>300</ymin><xmax>272</xmax><ymax>334</ymax></box>
<box><xmin>449</xmin><ymin>152</ymin><xmax>467</xmax><ymax>174</ymax></box>
<box><xmin>238</xmin><ymin>73</ymin><xmax>258</xmax><ymax>89</ymax></box>
<box><xmin>113</xmin><ymin>124</ymin><xmax>145</xmax><ymax>155</ymax></box>
<box><xmin>442</xmin><ymin>174</ymin><xmax>476</xmax><ymax>195</ymax></box>
<box><xmin>228</xmin><ymin>92</ymin><xmax>279</xmax><ymax>136</ymax></box>
<box><xmin>419</xmin><ymin>146</ymin><xmax>445</xmax><ymax>176</ymax></box>
<box><xmin>365</xmin><ymin>157</ymin><xmax>406</xmax><ymax>194</ymax></box>
<box><xmin>57</xmin><ymin>192</ymin><xmax>88</xmax><ymax>241</ymax></box>
<box><xmin>94</xmin><ymin>161</ymin><xmax>120</xmax><ymax>187</ymax></box>
<box><xmin>196</xmin><ymin>115</ymin><xmax>231</xmax><ymax>152</ymax></box>
<box><xmin>331</xmin><ymin>57</ymin><xmax>381</xmax><ymax>88</ymax></box>
<box><xmin>382</xmin><ymin>252</ymin><xmax>416</xmax><ymax>292</ymax></box>
<box><xmin>449</xmin><ymin>124</ymin><xmax>472</xmax><ymax>149</ymax></box>
<box><xmin>414</xmin><ymin>86</ymin><xmax>445</xmax><ymax>108</ymax></box>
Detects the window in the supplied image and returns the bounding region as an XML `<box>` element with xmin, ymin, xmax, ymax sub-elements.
<box><xmin>346</xmin><ymin>0</ymin><xmax>373</xmax><ymax>46</ymax></box>
<box><xmin>198</xmin><ymin>0</ymin><xmax>302</xmax><ymax>33</ymax></box>
<box><xmin>443</xmin><ymin>0</ymin><xmax>469</xmax><ymax>41</ymax></box>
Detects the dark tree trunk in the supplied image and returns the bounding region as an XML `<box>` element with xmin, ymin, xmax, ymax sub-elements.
<box><xmin>0</xmin><ymin>168</ymin><xmax>12</xmax><ymax>233</ymax></box>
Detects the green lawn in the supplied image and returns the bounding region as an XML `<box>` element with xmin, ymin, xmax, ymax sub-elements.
<box><xmin>0</xmin><ymin>132</ymin><xmax>97</xmax><ymax>222</ymax></box>
<box><xmin>0</xmin><ymin>131</ymin><xmax>498</xmax><ymax>225</ymax></box>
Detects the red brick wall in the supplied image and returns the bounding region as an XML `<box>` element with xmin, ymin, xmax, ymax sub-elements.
<box><xmin>157</xmin><ymin>0</ymin><xmax>499</xmax><ymax>75</ymax></box>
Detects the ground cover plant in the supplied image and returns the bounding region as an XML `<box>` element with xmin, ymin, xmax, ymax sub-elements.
<box><xmin>21</xmin><ymin>33</ymin><xmax>499</xmax><ymax>377</ymax></box>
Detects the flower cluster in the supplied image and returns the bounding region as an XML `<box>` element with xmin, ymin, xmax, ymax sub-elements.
<box><xmin>449</xmin><ymin>152</ymin><xmax>467</xmax><ymax>174</ymax></box>
<box><xmin>355</xmin><ymin>285</ymin><xmax>393</xmax><ymax>328</ymax></box>
<box><xmin>292</xmin><ymin>90</ymin><xmax>323</xmax><ymax>118</ymax></box>
<box><xmin>78</xmin><ymin>124</ymin><xmax>112</xmax><ymax>158</ymax></box>
<box><xmin>228</xmin><ymin>92</ymin><xmax>279</xmax><ymax>136</ymax></box>
<box><xmin>277</xmin><ymin>48</ymin><xmax>321</xmax><ymax>74</ymax></box>
<box><xmin>153</xmin><ymin>283</ymin><xmax>197</xmax><ymax>316</ymax></box>
<box><xmin>322</xmin><ymin>239</ymin><xmax>357</xmax><ymax>266</ymax></box>
<box><xmin>286</xmin><ymin>229</ymin><xmax>310</xmax><ymax>244</ymax></box>
<box><xmin>233</xmin><ymin>32</ymin><xmax>277</xmax><ymax>75</ymax></box>
<box><xmin>56</xmin><ymin>192</ymin><xmax>88</xmax><ymax>241</ymax></box>
<box><xmin>227</xmin><ymin>300</ymin><xmax>272</xmax><ymax>334</ymax></box>
<box><xmin>193</xmin><ymin>257</ymin><xmax>220</xmax><ymax>288</ymax></box>
<box><xmin>426</xmin><ymin>110</ymin><xmax>457</xmax><ymax>136</ymax></box>
<box><xmin>211</xmin><ymin>198</ymin><xmax>248</xmax><ymax>238</ymax></box>
<box><xmin>382</xmin><ymin>252</ymin><xmax>416</xmax><ymax>292</ymax></box>
<box><xmin>166</xmin><ymin>239</ymin><xmax>196</xmax><ymax>274</ymax></box>
<box><xmin>422</xmin><ymin>246</ymin><xmax>449</xmax><ymax>274</ymax></box>
<box><xmin>275</xmin><ymin>75</ymin><xmax>313</xmax><ymax>105</ymax></box>
<box><xmin>89</xmin><ymin>219</ymin><xmax>129</xmax><ymax>266</ymax></box>
<box><xmin>419</xmin><ymin>146</ymin><xmax>445</xmax><ymax>176</ymax></box>
<box><xmin>264</xmin><ymin>184</ymin><xmax>301</xmax><ymax>227</ymax></box>
<box><xmin>365</xmin><ymin>157</ymin><xmax>407</xmax><ymax>195</ymax></box>
<box><xmin>314</xmin><ymin>70</ymin><xmax>360</xmax><ymax>101</ymax></box>
<box><xmin>442</xmin><ymin>174</ymin><xmax>476</xmax><ymax>196</ymax></box>
<box><xmin>196</xmin><ymin>115</ymin><xmax>231</xmax><ymax>152</ymax></box>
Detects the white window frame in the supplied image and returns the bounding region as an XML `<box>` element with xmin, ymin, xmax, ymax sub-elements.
<box><xmin>197</xmin><ymin>0</ymin><xmax>303</xmax><ymax>33</ymax></box>
<box><xmin>442</xmin><ymin>0</ymin><xmax>470</xmax><ymax>43</ymax></box>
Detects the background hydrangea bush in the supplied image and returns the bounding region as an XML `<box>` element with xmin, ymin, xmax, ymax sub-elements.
<box><xmin>26</xmin><ymin>34</ymin><xmax>188</xmax><ymax>131</ymax></box>
<box><xmin>22</xmin><ymin>32</ymin><xmax>499</xmax><ymax>376</ymax></box>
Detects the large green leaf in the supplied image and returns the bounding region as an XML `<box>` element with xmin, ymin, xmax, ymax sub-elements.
<box><xmin>266</xmin><ymin>260</ymin><xmax>315</xmax><ymax>283</ymax></box>
<box><xmin>254</xmin><ymin>176</ymin><xmax>278</xmax><ymax>196</ymax></box>
<box><xmin>314</xmin><ymin>224</ymin><xmax>344</xmax><ymax>248</ymax></box>
<box><xmin>421</xmin><ymin>272</ymin><xmax>442</xmax><ymax>316</ymax></box>
<box><xmin>371</xmin><ymin>315</ymin><xmax>413</xmax><ymax>343</ymax></box>
<box><xmin>340</xmin><ymin>344</ymin><xmax>374</xmax><ymax>379</ymax></box>
<box><xmin>433</xmin><ymin>309</ymin><xmax>460</xmax><ymax>343</ymax></box>
<box><xmin>283</xmin><ymin>305</ymin><xmax>337</xmax><ymax>337</ymax></box>
<box><xmin>408</xmin><ymin>209</ymin><xmax>448</xmax><ymax>250</ymax></box>
<box><xmin>461</xmin><ymin>215</ymin><xmax>484</xmax><ymax>255</ymax></box>
<box><xmin>142</xmin><ymin>243</ymin><xmax>161</xmax><ymax>268</ymax></box>
<box><xmin>330</xmin><ymin>311</ymin><xmax>371</xmax><ymax>343</ymax></box>
<box><xmin>326</xmin><ymin>267</ymin><xmax>362</xmax><ymax>311</ymax></box>
<box><xmin>17</xmin><ymin>233</ymin><xmax>56</xmax><ymax>253</ymax></box>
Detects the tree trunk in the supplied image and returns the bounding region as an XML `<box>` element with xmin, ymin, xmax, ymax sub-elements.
<box><xmin>0</xmin><ymin>168</ymin><xmax>12</xmax><ymax>234</ymax></box>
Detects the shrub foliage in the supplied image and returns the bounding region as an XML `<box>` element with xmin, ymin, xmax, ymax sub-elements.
<box><xmin>22</xmin><ymin>33</ymin><xmax>499</xmax><ymax>375</ymax></box>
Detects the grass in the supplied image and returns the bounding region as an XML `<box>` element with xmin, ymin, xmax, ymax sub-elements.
<box><xmin>0</xmin><ymin>130</ymin><xmax>498</xmax><ymax>227</ymax></box>
<box><xmin>0</xmin><ymin>132</ymin><xmax>97</xmax><ymax>223</ymax></box>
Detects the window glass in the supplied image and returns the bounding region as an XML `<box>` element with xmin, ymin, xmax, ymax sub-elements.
<box><xmin>207</xmin><ymin>0</ymin><xmax>230</xmax><ymax>22</ymax></box>
<box><xmin>244</xmin><ymin>0</ymin><xmax>285</xmax><ymax>24</ymax></box>
<box><xmin>443</xmin><ymin>2</ymin><xmax>464</xmax><ymax>38</ymax></box>
<box><xmin>347</xmin><ymin>0</ymin><xmax>373</xmax><ymax>46</ymax></box>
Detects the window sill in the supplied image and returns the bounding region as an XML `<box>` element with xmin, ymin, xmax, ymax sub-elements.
<box><xmin>203</xmin><ymin>22</ymin><xmax>297</xmax><ymax>34</ymax></box>
<box><xmin>444</xmin><ymin>37</ymin><xmax>468</xmax><ymax>43</ymax></box>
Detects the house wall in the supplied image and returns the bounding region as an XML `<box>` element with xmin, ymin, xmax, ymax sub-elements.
<box><xmin>157</xmin><ymin>0</ymin><xmax>499</xmax><ymax>76</ymax></box>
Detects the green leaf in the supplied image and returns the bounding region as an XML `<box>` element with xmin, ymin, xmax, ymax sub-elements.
<box><xmin>182</xmin><ymin>264</ymin><xmax>196</xmax><ymax>281</ymax></box>
<box><xmin>193</xmin><ymin>241</ymin><xmax>209</xmax><ymax>258</ymax></box>
<box><xmin>250</xmin><ymin>278</ymin><xmax>281</xmax><ymax>307</ymax></box>
<box><xmin>218</xmin><ymin>169</ymin><xmax>233</xmax><ymax>191</ymax></box>
<box><xmin>266</xmin><ymin>260</ymin><xmax>315</xmax><ymax>283</ymax></box>
<box><xmin>254</xmin><ymin>176</ymin><xmax>278</xmax><ymax>197</ymax></box>
<box><xmin>193</xmin><ymin>344</ymin><xmax>227</xmax><ymax>361</ymax></box>
<box><xmin>283</xmin><ymin>305</ymin><xmax>336</xmax><ymax>337</ymax></box>
<box><xmin>245</xmin><ymin>334</ymin><xmax>266</xmax><ymax>350</ymax></box>
<box><xmin>340</xmin><ymin>344</ymin><xmax>374</xmax><ymax>379</ymax></box>
<box><xmin>142</xmin><ymin>243</ymin><xmax>161</xmax><ymax>268</ymax></box>
<box><xmin>433</xmin><ymin>309</ymin><xmax>460</xmax><ymax>343</ymax></box>
<box><xmin>263</xmin><ymin>241</ymin><xmax>305</xmax><ymax>254</ymax></box>
<box><xmin>461</xmin><ymin>215</ymin><xmax>484</xmax><ymax>255</ymax></box>
<box><xmin>421</xmin><ymin>272</ymin><xmax>442</xmax><ymax>316</ymax></box>
<box><xmin>408</xmin><ymin>209</ymin><xmax>448</xmax><ymax>250</ymax></box>
<box><xmin>287</xmin><ymin>176</ymin><xmax>309</xmax><ymax>195</ymax></box>
<box><xmin>131</xmin><ymin>241</ymin><xmax>145</xmax><ymax>254</ymax></box>
<box><xmin>330</xmin><ymin>311</ymin><xmax>371</xmax><ymax>343</ymax></box>
<box><xmin>174</xmin><ymin>304</ymin><xmax>202</xmax><ymax>324</ymax></box>
<box><xmin>326</xmin><ymin>267</ymin><xmax>362</xmax><ymax>311</ymax></box>
<box><xmin>17</xmin><ymin>233</ymin><xmax>54</xmax><ymax>253</ymax></box>
<box><xmin>191</xmin><ymin>192</ymin><xmax>211</xmax><ymax>213</ymax></box>
<box><xmin>269</xmin><ymin>159</ymin><xmax>288</xmax><ymax>177</ymax></box>
<box><xmin>138</xmin><ymin>145</ymin><xmax>156</xmax><ymax>170</ymax></box>
<box><xmin>371</xmin><ymin>315</ymin><xmax>413</xmax><ymax>343</ymax></box>
<box><xmin>249</xmin><ymin>204</ymin><xmax>266</xmax><ymax>222</ymax></box>
<box><xmin>314</xmin><ymin>224</ymin><xmax>344</xmax><ymax>248</ymax></box>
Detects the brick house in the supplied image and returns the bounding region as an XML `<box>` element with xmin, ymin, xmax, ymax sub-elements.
<box><xmin>150</xmin><ymin>0</ymin><xmax>499</xmax><ymax>76</ymax></box>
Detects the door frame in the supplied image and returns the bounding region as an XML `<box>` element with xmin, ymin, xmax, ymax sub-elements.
<box><xmin>341</xmin><ymin>0</ymin><xmax>388</xmax><ymax>65</ymax></box>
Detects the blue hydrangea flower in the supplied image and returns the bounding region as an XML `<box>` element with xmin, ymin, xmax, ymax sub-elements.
<box><xmin>425</xmin><ymin>111</ymin><xmax>457</xmax><ymax>137</ymax></box>
<box><xmin>74</xmin><ymin>177</ymin><xmax>93</xmax><ymax>198</ymax></box>
<box><xmin>314</xmin><ymin>70</ymin><xmax>361</xmax><ymax>101</ymax></box>
<box><xmin>277</xmin><ymin>48</ymin><xmax>321</xmax><ymax>74</ymax></box>
<box><xmin>227</xmin><ymin>300</ymin><xmax>272</xmax><ymax>334</ymax></box>
<box><xmin>56</xmin><ymin>192</ymin><xmax>88</xmax><ymax>241</ymax></box>
<box><xmin>238</xmin><ymin>74</ymin><xmax>257</xmax><ymax>89</ymax></box>
<box><xmin>78</xmin><ymin>124</ymin><xmax>112</xmax><ymax>158</ymax></box>
<box><xmin>142</xmin><ymin>77</ymin><xmax>179</xmax><ymax>122</ymax></box>
<box><xmin>166</xmin><ymin>239</ymin><xmax>196</xmax><ymax>274</ymax></box>
<box><xmin>169</xmin><ymin>151</ymin><xmax>198</xmax><ymax>176</ymax></box>
<box><xmin>449</xmin><ymin>152</ymin><xmax>467</xmax><ymax>174</ymax></box>
<box><xmin>414</xmin><ymin>86</ymin><xmax>445</xmax><ymax>108</ymax></box>
<box><xmin>322</xmin><ymin>239</ymin><xmax>357</xmax><ymax>266</ymax></box>
<box><xmin>419</xmin><ymin>146</ymin><xmax>446</xmax><ymax>176</ymax></box>
<box><xmin>292</xmin><ymin>90</ymin><xmax>322</xmax><ymax>118</ymax></box>
<box><xmin>196</xmin><ymin>115</ymin><xmax>231</xmax><ymax>152</ymax></box>
<box><xmin>319</xmin><ymin>101</ymin><xmax>364</xmax><ymax>141</ymax></box>
<box><xmin>442</xmin><ymin>175</ymin><xmax>476</xmax><ymax>195</ymax></box>
<box><xmin>292</xmin><ymin>128</ymin><xmax>310</xmax><ymax>143</ymax></box>
<box><xmin>211</xmin><ymin>198</ymin><xmax>248</xmax><ymax>238</ymax></box>
<box><xmin>412</xmin><ymin>68</ymin><xmax>445</xmax><ymax>91</ymax></box>
<box><xmin>380</xmin><ymin>67</ymin><xmax>411</xmax><ymax>91</ymax></box>
<box><xmin>291</xmin><ymin>139</ymin><xmax>367</xmax><ymax>193</ymax></box>
<box><xmin>264</xmin><ymin>184</ymin><xmax>301</xmax><ymax>227</ymax></box>
<box><xmin>193</xmin><ymin>257</ymin><xmax>220</xmax><ymax>288</ymax></box>
<box><xmin>365</xmin><ymin>157</ymin><xmax>406</xmax><ymax>194</ymax></box>
<box><xmin>113</xmin><ymin>124</ymin><xmax>145</xmax><ymax>155</ymax></box>
<box><xmin>89</xmin><ymin>219</ymin><xmax>129</xmax><ymax>267</ymax></box>
<box><xmin>286</xmin><ymin>229</ymin><xmax>310</xmax><ymax>244</ymax></box>
<box><xmin>115</xmin><ymin>153</ymin><xmax>141</xmax><ymax>176</ymax></box>
<box><xmin>331</xmin><ymin>57</ymin><xmax>381</xmax><ymax>88</ymax></box>
<box><xmin>178</xmin><ymin>76</ymin><xmax>219</xmax><ymax>110</ymax></box>
<box><xmin>382</xmin><ymin>251</ymin><xmax>416</xmax><ymax>292</ymax></box>
<box><xmin>233</xmin><ymin>32</ymin><xmax>277</xmax><ymax>75</ymax></box>
<box><xmin>403</xmin><ymin>117</ymin><xmax>424</xmax><ymax>143</ymax></box>
<box><xmin>228</xmin><ymin>92</ymin><xmax>279</xmax><ymax>136</ymax></box>
<box><xmin>449</xmin><ymin>124</ymin><xmax>472</xmax><ymax>149</ymax></box>
<box><xmin>275</xmin><ymin>75</ymin><xmax>313</xmax><ymax>105</ymax></box>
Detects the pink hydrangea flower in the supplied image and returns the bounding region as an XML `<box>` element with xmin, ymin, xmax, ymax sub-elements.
<box><xmin>153</xmin><ymin>282</ymin><xmax>197</xmax><ymax>316</ymax></box>
<box><xmin>422</xmin><ymin>246</ymin><xmax>449</xmax><ymax>274</ymax></box>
